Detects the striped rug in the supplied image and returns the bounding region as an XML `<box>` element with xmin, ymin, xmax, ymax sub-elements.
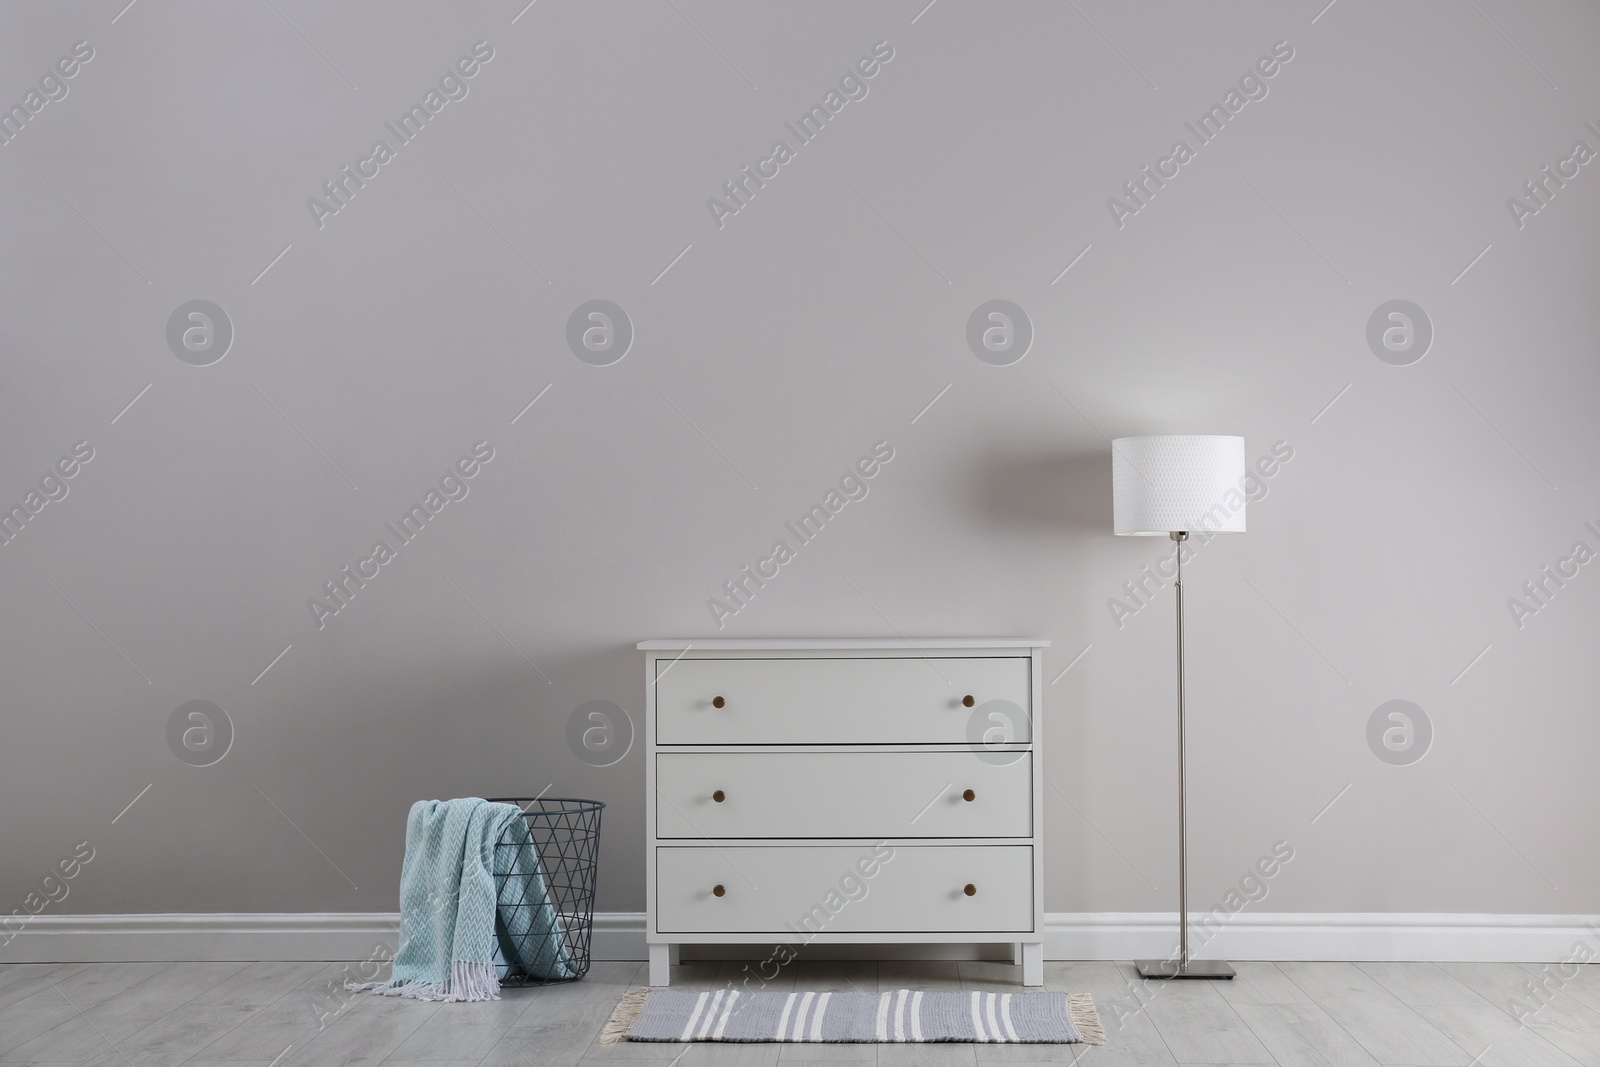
<box><xmin>602</xmin><ymin>988</ymin><xmax>1105</xmax><ymax>1044</ymax></box>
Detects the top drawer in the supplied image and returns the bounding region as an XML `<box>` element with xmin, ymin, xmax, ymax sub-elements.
<box><xmin>654</xmin><ymin>657</ymin><xmax>1031</xmax><ymax>745</ymax></box>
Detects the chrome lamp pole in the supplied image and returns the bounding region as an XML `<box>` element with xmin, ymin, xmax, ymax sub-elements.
<box><xmin>1133</xmin><ymin>532</ymin><xmax>1233</xmax><ymax>979</ymax></box>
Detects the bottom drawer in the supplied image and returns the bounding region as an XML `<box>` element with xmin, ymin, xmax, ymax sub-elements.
<box><xmin>655</xmin><ymin>845</ymin><xmax>1033</xmax><ymax>934</ymax></box>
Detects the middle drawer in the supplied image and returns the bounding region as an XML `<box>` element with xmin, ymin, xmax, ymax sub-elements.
<box><xmin>656</xmin><ymin>751</ymin><xmax>1032</xmax><ymax>839</ymax></box>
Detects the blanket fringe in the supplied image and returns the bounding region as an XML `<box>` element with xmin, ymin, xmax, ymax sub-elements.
<box><xmin>600</xmin><ymin>987</ymin><xmax>650</xmax><ymax>1044</ymax></box>
<box><xmin>345</xmin><ymin>960</ymin><xmax>503</xmax><ymax>1003</ymax></box>
<box><xmin>1067</xmin><ymin>993</ymin><xmax>1107</xmax><ymax>1046</ymax></box>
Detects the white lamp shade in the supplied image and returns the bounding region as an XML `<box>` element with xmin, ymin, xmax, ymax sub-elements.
<box><xmin>1112</xmin><ymin>435</ymin><xmax>1247</xmax><ymax>535</ymax></box>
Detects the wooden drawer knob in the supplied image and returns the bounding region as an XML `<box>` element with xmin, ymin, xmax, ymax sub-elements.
<box><xmin>962</xmin><ymin>789</ymin><xmax>976</xmax><ymax>802</ymax></box>
<box><xmin>963</xmin><ymin>883</ymin><xmax>977</xmax><ymax>897</ymax></box>
<box><xmin>712</xmin><ymin>696</ymin><xmax>726</xmax><ymax>708</ymax></box>
<box><xmin>712</xmin><ymin>884</ymin><xmax>726</xmax><ymax>897</ymax></box>
<box><xmin>962</xmin><ymin>694</ymin><xmax>975</xmax><ymax>707</ymax></box>
<box><xmin>712</xmin><ymin>790</ymin><xmax>726</xmax><ymax>803</ymax></box>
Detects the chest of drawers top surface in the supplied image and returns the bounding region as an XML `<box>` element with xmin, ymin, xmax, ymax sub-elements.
<box><xmin>638</xmin><ymin>639</ymin><xmax>1048</xmax><ymax>650</ymax></box>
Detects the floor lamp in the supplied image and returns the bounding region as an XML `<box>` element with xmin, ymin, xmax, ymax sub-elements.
<box><xmin>1112</xmin><ymin>435</ymin><xmax>1246</xmax><ymax>980</ymax></box>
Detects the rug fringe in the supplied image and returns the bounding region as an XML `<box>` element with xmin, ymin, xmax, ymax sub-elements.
<box><xmin>1067</xmin><ymin>993</ymin><xmax>1107</xmax><ymax>1046</ymax></box>
<box><xmin>601</xmin><ymin>986</ymin><xmax>650</xmax><ymax>1044</ymax></box>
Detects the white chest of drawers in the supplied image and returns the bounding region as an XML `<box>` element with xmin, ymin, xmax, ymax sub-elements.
<box><xmin>639</xmin><ymin>639</ymin><xmax>1047</xmax><ymax>987</ymax></box>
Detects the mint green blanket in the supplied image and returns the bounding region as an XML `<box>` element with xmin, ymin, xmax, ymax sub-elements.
<box><xmin>357</xmin><ymin>798</ymin><xmax>577</xmax><ymax>1002</ymax></box>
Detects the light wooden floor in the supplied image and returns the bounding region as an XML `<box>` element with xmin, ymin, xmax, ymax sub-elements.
<box><xmin>0</xmin><ymin>958</ymin><xmax>1595</xmax><ymax>1066</ymax></box>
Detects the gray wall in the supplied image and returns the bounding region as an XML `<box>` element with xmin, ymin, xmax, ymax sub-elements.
<box><xmin>3</xmin><ymin>0</ymin><xmax>1596</xmax><ymax>923</ymax></box>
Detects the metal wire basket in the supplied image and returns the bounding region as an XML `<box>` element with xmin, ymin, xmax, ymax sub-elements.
<box><xmin>488</xmin><ymin>797</ymin><xmax>604</xmax><ymax>983</ymax></box>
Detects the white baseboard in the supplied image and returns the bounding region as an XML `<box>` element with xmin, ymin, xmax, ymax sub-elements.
<box><xmin>0</xmin><ymin>913</ymin><xmax>403</xmax><ymax>964</ymax></box>
<box><xmin>0</xmin><ymin>912</ymin><xmax>651</xmax><ymax>965</ymax></box>
<box><xmin>3</xmin><ymin>911</ymin><xmax>1594</xmax><ymax>964</ymax></box>
<box><xmin>1042</xmin><ymin>912</ymin><xmax>1600</xmax><ymax>964</ymax></box>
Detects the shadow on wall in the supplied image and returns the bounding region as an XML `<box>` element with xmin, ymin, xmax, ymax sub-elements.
<box><xmin>974</xmin><ymin>450</ymin><xmax>1111</xmax><ymax>534</ymax></box>
<box><xmin>972</xmin><ymin>448</ymin><xmax>1145</xmax><ymax>915</ymax></box>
